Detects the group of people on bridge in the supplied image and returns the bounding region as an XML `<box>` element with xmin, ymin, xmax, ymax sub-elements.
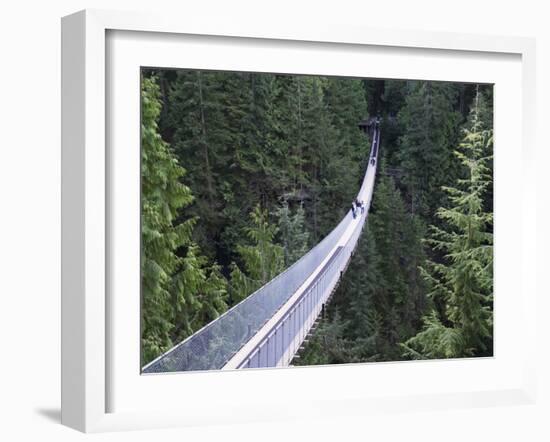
<box><xmin>351</xmin><ymin>198</ymin><xmax>365</xmax><ymax>219</ymax></box>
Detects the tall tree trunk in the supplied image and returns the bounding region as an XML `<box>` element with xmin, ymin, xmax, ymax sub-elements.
<box><xmin>313</xmin><ymin>167</ymin><xmax>318</xmax><ymax>242</ymax></box>
<box><xmin>197</xmin><ymin>71</ymin><xmax>214</xmax><ymax>202</ymax></box>
<box><xmin>296</xmin><ymin>78</ymin><xmax>303</xmax><ymax>192</ymax></box>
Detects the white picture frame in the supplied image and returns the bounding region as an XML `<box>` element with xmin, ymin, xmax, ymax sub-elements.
<box><xmin>61</xmin><ymin>9</ymin><xmax>537</xmax><ymax>433</ymax></box>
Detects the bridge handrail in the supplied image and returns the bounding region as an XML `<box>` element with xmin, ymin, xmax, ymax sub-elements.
<box><xmin>143</xmin><ymin>197</ymin><xmax>354</xmax><ymax>373</ymax></box>
<box><xmin>239</xmin><ymin>151</ymin><xmax>377</xmax><ymax>368</ymax></box>
<box><xmin>142</xmin><ymin>124</ymin><xmax>380</xmax><ymax>374</ymax></box>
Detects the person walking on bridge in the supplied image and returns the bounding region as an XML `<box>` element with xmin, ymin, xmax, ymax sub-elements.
<box><xmin>351</xmin><ymin>201</ymin><xmax>357</xmax><ymax>219</ymax></box>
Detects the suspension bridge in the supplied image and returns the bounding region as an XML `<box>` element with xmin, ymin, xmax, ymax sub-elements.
<box><xmin>143</xmin><ymin>120</ymin><xmax>381</xmax><ymax>373</ymax></box>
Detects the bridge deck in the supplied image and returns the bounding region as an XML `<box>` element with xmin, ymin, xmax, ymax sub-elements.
<box><xmin>226</xmin><ymin>128</ymin><xmax>379</xmax><ymax>369</ymax></box>
<box><xmin>142</xmin><ymin>124</ymin><xmax>380</xmax><ymax>374</ymax></box>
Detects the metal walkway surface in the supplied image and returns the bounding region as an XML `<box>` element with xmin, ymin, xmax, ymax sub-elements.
<box><xmin>143</xmin><ymin>123</ymin><xmax>381</xmax><ymax>373</ymax></box>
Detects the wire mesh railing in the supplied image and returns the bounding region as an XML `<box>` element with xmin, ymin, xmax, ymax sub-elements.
<box><xmin>142</xmin><ymin>124</ymin><xmax>380</xmax><ymax>374</ymax></box>
<box><xmin>239</xmin><ymin>160</ymin><xmax>374</xmax><ymax>369</ymax></box>
<box><xmin>143</xmin><ymin>205</ymin><xmax>354</xmax><ymax>373</ymax></box>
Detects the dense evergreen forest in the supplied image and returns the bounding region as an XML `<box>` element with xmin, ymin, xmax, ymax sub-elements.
<box><xmin>141</xmin><ymin>69</ymin><xmax>493</xmax><ymax>367</ymax></box>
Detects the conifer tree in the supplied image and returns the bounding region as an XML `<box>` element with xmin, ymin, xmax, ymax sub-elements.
<box><xmin>294</xmin><ymin>310</ymin><xmax>352</xmax><ymax>366</ymax></box>
<box><xmin>229</xmin><ymin>205</ymin><xmax>285</xmax><ymax>303</ymax></box>
<box><xmin>141</xmin><ymin>77</ymin><xmax>228</xmax><ymax>365</ymax></box>
<box><xmin>141</xmin><ymin>69</ymin><xmax>494</xmax><ymax>367</ymax></box>
<box><xmin>165</xmin><ymin>70</ymin><xmax>250</xmax><ymax>259</ymax></box>
<box><xmin>402</xmin><ymin>91</ymin><xmax>493</xmax><ymax>359</ymax></box>
<box><xmin>169</xmin><ymin>245</ymin><xmax>228</xmax><ymax>345</ymax></box>
<box><xmin>298</xmin><ymin>169</ymin><xmax>426</xmax><ymax>364</ymax></box>
<box><xmin>368</xmin><ymin>172</ymin><xmax>426</xmax><ymax>345</ymax></box>
<box><xmin>343</xmin><ymin>226</ymin><xmax>385</xmax><ymax>361</ymax></box>
<box><xmin>316</xmin><ymin>78</ymin><xmax>370</xmax><ymax>237</ymax></box>
<box><xmin>141</xmin><ymin>76</ymin><xmax>196</xmax><ymax>364</ymax></box>
<box><xmin>397</xmin><ymin>81</ymin><xmax>463</xmax><ymax>218</ymax></box>
<box><xmin>274</xmin><ymin>200</ymin><xmax>310</xmax><ymax>266</ymax></box>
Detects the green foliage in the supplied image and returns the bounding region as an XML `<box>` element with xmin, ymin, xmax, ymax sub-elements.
<box><xmin>400</xmin><ymin>312</ymin><xmax>465</xmax><ymax>359</ymax></box>
<box><xmin>314</xmin><ymin>77</ymin><xmax>370</xmax><ymax>238</ymax></box>
<box><xmin>143</xmin><ymin>70</ymin><xmax>372</xmax><ymax>364</ymax></box>
<box><xmin>141</xmin><ymin>76</ymin><xmax>228</xmax><ymax>365</ymax></box>
<box><xmin>275</xmin><ymin>200</ymin><xmax>310</xmax><ymax>266</ymax></box>
<box><xmin>299</xmin><ymin>169</ymin><xmax>426</xmax><ymax>363</ymax></box>
<box><xmin>170</xmin><ymin>245</ymin><xmax>229</xmax><ymax>344</ymax></box>
<box><xmin>141</xmin><ymin>69</ymin><xmax>494</xmax><ymax>368</ymax></box>
<box><xmin>141</xmin><ymin>76</ymin><xmax>196</xmax><ymax>364</ymax></box>
<box><xmin>157</xmin><ymin>70</ymin><xmax>370</xmax><ymax>260</ymax></box>
<box><xmin>402</xmin><ymin>91</ymin><xmax>494</xmax><ymax>359</ymax></box>
<box><xmin>229</xmin><ymin>205</ymin><xmax>285</xmax><ymax>303</ymax></box>
<box><xmin>349</xmin><ymin>171</ymin><xmax>426</xmax><ymax>360</ymax></box>
<box><xmin>340</xmin><ymin>226</ymin><xmax>385</xmax><ymax>361</ymax></box>
<box><xmin>294</xmin><ymin>310</ymin><xmax>353</xmax><ymax>366</ymax></box>
<box><xmin>397</xmin><ymin>81</ymin><xmax>463</xmax><ymax>218</ymax></box>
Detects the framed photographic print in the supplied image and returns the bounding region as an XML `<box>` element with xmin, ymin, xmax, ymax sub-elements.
<box><xmin>61</xmin><ymin>9</ymin><xmax>537</xmax><ymax>433</ymax></box>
